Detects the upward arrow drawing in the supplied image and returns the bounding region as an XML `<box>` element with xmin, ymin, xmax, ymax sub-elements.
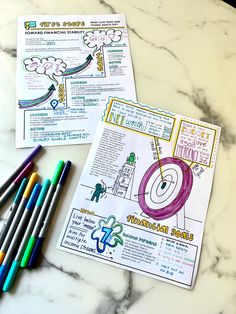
<box><xmin>19</xmin><ymin>84</ymin><xmax>56</xmax><ymax>108</ymax></box>
<box><xmin>63</xmin><ymin>54</ymin><xmax>93</xmax><ymax>77</ymax></box>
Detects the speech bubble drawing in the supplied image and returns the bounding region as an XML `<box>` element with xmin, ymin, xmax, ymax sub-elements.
<box><xmin>83</xmin><ymin>29</ymin><xmax>122</xmax><ymax>53</ymax></box>
<box><xmin>23</xmin><ymin>56</ymin><xmax>67</xmax><ymax>84</ymax></box>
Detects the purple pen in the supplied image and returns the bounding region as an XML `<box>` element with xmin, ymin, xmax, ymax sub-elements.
<box><xmin>0</xmin><ymin>145</ymin><xmax>42</xmax><ymax>196</ymax></box>
<box><xmin>0</xmin><ymin>161</ymin><xmax>34</xmax><ymax>208</ymax></box>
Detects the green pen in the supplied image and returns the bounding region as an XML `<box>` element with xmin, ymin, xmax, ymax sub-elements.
<box><xmin>20</xmin><ymin>160</ymin><xmax>64</xmax><ymax>268</ymax></box>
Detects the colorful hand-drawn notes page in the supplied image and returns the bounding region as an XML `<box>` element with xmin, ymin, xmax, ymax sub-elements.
<box><xmin>57</xmin><ymin>97</ymin><xmax>221</xmax><ymax>289</ymax></box>
<box><xmin>15</xmin><ymin>15</ymin><xmax>136</xmax><ymax>147</ymax></box>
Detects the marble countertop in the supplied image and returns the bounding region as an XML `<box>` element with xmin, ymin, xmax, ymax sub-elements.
<box><xmin>0</xmin><ymin>0</ymin><xmax>236</xmax><ymax>313</ymax></box>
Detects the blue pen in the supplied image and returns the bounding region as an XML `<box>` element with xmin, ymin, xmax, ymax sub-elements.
<box><xmin>0</xmin><ymin>183</ymin><xmax>41</xmax><ymax>286</ymax></box>
<box><xmin>28</xmin><ymin>161</ymin><xmax>71</xmax><ymax>268</ymax></box>
<box><xmin>3</xmin><ymin>179</ymin><xmax>50</xmax><ymax>292</ymax></box>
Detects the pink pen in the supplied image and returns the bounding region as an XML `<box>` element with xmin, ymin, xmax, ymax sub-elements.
<box><xmin>0</xmin><ymin>161</ymin><xmax>34</xmax><ymax>208</ymax></box>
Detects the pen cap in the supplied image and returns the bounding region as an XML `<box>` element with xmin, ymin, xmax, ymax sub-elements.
<box><xmin>2</xmin><ymin>260</ymin><xmax>20</xmax><ymax>292</ymax></box>
<box><xmin>0</xmin><ymin>264</ymin><xmax>9</xmax><ymax>285</ymax></box>
<box><xmin>26</xmin><ymin>183</ymin><xmax>41</xmax><ymax>210</ymax></box>
<box><xmin>51</xmin><ymin>160</ymin><xmax>64</xmax><ymax>185</ymax></box>
<box><xmin>13</xmin><ymin>161</ymin><xmax>34</xmax><ymax>185</ymax></box>
<box><xmin>13</xmin><ymin>178</ymin><xmax>28</xmax><ymax>204</ymax></box>
<box><xmin>23</xmin><ymin>172</ymin><xmax>39</xmax><ymax>198</ymax></box>
<box><xmin>28</xmin><ymin>237</ymin><xmax>44</xmax><ymax>268</ymax></box>
<box><xmin>20</xmin><ymin>236</ymin><xmax>37</xmax><ymax>268</ymax></box>
<box><xmin>36</xmin><ymin>179</ymin><xmax>50</xmax><ymax>207</ymax></box>
<box><xmin>59</xmin><ymin>161</ymin><xmax>72</xmax><ymax>185</ymax></box>
<box><xmin>23</xmin><ymin>145</ymin><xmax>42</xmax><ymax>165</ymax></box>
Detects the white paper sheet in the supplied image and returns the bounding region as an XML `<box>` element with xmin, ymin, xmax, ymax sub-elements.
<box><xmin>57</xmin><ymin>97</ymin><xmax>221</xmax><ymax>289</ymax></box>
<box><xmin>15</xmin><ymin>15</ymin><xmax>136</xmax><ymax>147</ymax></box>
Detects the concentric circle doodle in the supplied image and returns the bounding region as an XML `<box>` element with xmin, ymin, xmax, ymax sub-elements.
<box><xmin>138</xmin><ymin>157</ymin><xmax>193</xmax><ymax>220</ymax></box>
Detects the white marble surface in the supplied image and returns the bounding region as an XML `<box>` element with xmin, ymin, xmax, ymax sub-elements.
<box><xmin>0</xmin><ymin>0</ymin><xmax>236</xmax><ymax>313</ymax></box>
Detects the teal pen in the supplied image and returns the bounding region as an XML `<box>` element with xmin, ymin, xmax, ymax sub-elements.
<box><xmin>0</xmin><ymin>178</ymin><xmax>28</xmax><ymax>248</ymax></box>
<box><xmin>28</xmin><ymin>161</ymin><xmax>72</xmax><ymax>268</ymax></box>
<box><xmin>21</xmin><ymin>160</ymin><xmax>64</xmax><ymax>268</ymax></box>
<box><xmin>0</xmin><ymin>183</ymin><xmax>41</xmax><ymax>287</ymax></box>
<box><xmin>2</xmin><ymin>179</ymin><xmax>50</xmax><ymax>292</ymax></box>
<box><xmin>0</xmin><ymin>172</ymin><xmax>39</xmax><ymax>265</ymax></box>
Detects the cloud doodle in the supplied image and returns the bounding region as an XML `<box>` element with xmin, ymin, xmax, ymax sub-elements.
<box><xmin>23</xmin><ymin>56</ymin><xmax>67</xmax><ymax>83</ymax></box>
<box><xmin>83</xmin><ymin>29</ymin><xmax>122</xmax><ymax>53</ymax></box>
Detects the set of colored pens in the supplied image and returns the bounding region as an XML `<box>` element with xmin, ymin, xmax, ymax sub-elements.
<box><xmin>0</xmin><ymin>147</ymin><xmax>71</xmax><ymax>292</ymax></box>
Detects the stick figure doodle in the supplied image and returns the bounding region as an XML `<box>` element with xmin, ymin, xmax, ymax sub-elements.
<box><xmin>91</xmin><ymin>182</ymin><xmax>106</xmax><ymax>202</ymax></box>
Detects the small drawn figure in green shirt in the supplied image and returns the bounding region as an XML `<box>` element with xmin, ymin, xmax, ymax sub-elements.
<box><xmin>91</xmin><ymin>183</ymin><xmax>106</xmax><ymax>202</ymax></box>
<box><xmin>126</xmin><ymin>152</ymin><xmax>136</xmax><ymax>165</ymax></box>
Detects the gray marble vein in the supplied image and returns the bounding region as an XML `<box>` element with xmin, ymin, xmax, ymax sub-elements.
<box><xmin>99</xmin><ymin>0</ymin><xmax>187</xmax><ymax>73</ymax></box>
<box><xmin>0</xmin><ymin>46</ymin><xmax>17</xmax><ymax>58</ymax></box>
<box><xmin>192</xmin><ymin>20</ymin><xmax>230</xmax><ymax>35</ymax></box>
<box><xmin>124</xmin><ymin>1</ymin><xmax>172</xmax><ymax>26</ymax></box>
<box><xmin>178</xmin><ymin>88</ymin><xmax>236</xmax><ymax>148</ymax></box>
<box><xmin>40</xmin><ymin>255</ymin><xmax>83</xmax><ymax>281</ymax></box>
<box><xmin>95</xmin><ymin>271</ymin><xmax>142</xmax><ymax>314</ymax></box>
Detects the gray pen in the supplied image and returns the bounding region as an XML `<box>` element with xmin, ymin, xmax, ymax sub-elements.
<box><xmin>1</xmin><ymin>179</ymin><xmax>50</xmax><ymax>292</ymax></box>
<box><xmin>20</xmin><ymin>161</ymin><xmax>64</xmax><ymax>267</ymax></box>
<box><xmin>0</xmin><ymin>178</ymin><xmax>28</xmax><ymax>247</ymax></box>
<box><xmin>0</xmin><ymin>172</ymin><xmax>38</xmax><ymax>264</ymax></box>
<box><xmin>0</xmin><ymin>183</ymin><xmax>41</xmax><ymax>286</ymax></box>
<box><xmin>28</xmin><ymin>161</ymin><xmax>71</xmax><ymax>268</ymax></box>
<box><xmin>0</xmin><ymin>162</ymin><xmax>34</xmax><ymax>208</ymax></box>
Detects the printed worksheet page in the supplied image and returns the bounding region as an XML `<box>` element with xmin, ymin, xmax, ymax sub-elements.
<box><xmin>16</xmin><ymin>15</ymin><xmax>136</xmax><ymax>147</ymax></box>
<box><xmin>57</xmin><ymin>97</ymin><xmax>221</xmax><ymax>289</ymax></box>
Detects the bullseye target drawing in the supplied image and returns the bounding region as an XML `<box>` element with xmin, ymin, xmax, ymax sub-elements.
<box><xmin>138</xmin><ymin>157</ymin><xmax>193</xmax><ymax>220</ymax></box>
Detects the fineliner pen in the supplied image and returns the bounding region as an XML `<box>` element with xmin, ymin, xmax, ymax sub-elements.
<box><xmin>0</xmin><ymin>172</ymin><xmax>38</xmax><ymax>265</ymax></box>
<box><xmin>28</xmin><ymin>161</ymin><xmax>71</xmax><ymax>268</ymax></box>
<box><xmin>21</xmin><ymin>161</ymin><xmax>64</xmax><ymax>268</ymax></box>
<box><xmin>0</xmin><ymin>145</ymin><xmax>41</xmax><ymax>196</ymax></box>
<box><xmin>0</xmin><ymin>161</ymin><xmax>34</xmax><ymax>208</ymax></box>
<box><xmin>0</xmin><ymin>178</ymin><xmax>28</xmax><ymax>248</ymax></box>
<box><xmin>2</xmin><ymin>179</ymin><xmax>50</xmax><ymax>292</ymax></box>
<box><xmin>0</xmin><ymin>183</ymin><xmax>41</xmax><ymax>286</ymax></box>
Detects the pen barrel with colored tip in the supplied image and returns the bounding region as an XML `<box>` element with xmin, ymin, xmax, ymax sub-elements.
<box><xmin>0</xmin><ymin>183</ymin><xmax>41</xmax><ymax>269</ymax></box>
<box><xmin>20</xmin><ymin>161</ymin><xmax>64</xmax><ymax>268</ymax></box>
<box><xmin>20</xmin><ymin>185</ymin><xmax>56</xmax><ymax>267</ymax></box>
<box><xmin>0</xmin><ymin>178</ymin><xmax>28</xmax><ymax>247</ymax></box>
<box><xmin>0</xmin><ymin>172</ymin><xmax>38</xmax><ymax>265</ymax></box>
<box><xmin>27</xmin><ymin>187</ymin><xmax>63</xmax><ymax>269</ymax></box>
<box><xmin>0</xmin><ymin>182</ymin><xmax>41</xmax><ymax>286</ymax></box>
<box><xmin>40</xmin><ymin>185</ymin><xmax>63</xmax><ymax>238</ymax></box>
<box><xmin>22</xmin><ymin>144</ymin><xmax>42</xmax><ymax>166</ymax></box>
<box><xmin>0</xmin><ymin>164</ymin><xmax>25</xmax><ymax>196</ymax></box>
<box><xmin>19</xmin><ymin>184</ymin><xmax>55</xmax><ymax>268</ymax></box>
<box><xmin>0</xmin><ymin>145</ymin><xmax>41</xmax><ymax>196</ymax></box>
<box><xmin>3</xmin><ymin>260</ymin><xmax>20</xmax><ymax>292</ymax></box>
<box><xmin>14</xmin><ymin>179</ymin><xmax>50</xmax><ymax>263</ymax></box>
<box><xmin>28</xmin><ymin>161</ymin><xmax>71</xmax><ymax>268</ymax></box>
<box><xmin>0</xmin><ymin>161</ymin><xmax>34</xmax><ymax>207</ymax></box>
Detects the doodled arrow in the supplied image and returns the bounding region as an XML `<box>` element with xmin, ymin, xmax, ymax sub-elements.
<box><xmin>18</xmin><ymin>84</ymin><xmax>56</xmax><ymax>108</ymax></box>
<box><xmin>63</xmin><ymin>54</ymin><xmax>93</xmax><ymax>76</ymax></box>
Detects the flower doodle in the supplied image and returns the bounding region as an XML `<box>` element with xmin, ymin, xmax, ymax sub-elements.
<box><xmin>91</xmin><ymin>215</ymin><xmax>123</xmax><ymax>253</ymax></box>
